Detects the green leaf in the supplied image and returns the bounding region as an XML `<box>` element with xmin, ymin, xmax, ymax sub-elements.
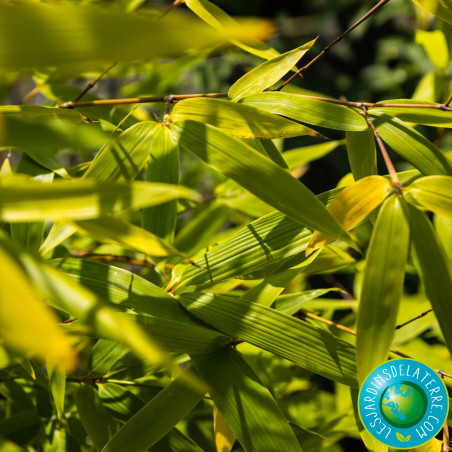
<box><xmin>48</xmin><ymin>365</ymin><xmax>66</xmax><ymax>423</ymax></box>
<box><xmin>0</xmin><ymin>3</ymin><xmax>272</xmax><ymax>71</ymax></box>
<box><xmin>83</xmin><ymin>121</ymin><xmax>159</xmax><ymax>183</ymax></box>
<box><xmin>283</xmin><ymin>140</ymin><xmax>344</xmax><ymax>169</ymax></box>
<box><xmin>416</xmin><ymin>29</ymin><xmax>449</xmax><ymax>70</ymax></box>
<box><xmin>0</xmin><ymin>176</ymin><xmax>200</xmax><ymax>222</ymax></box>
<box><xmin>179</xmin><ymin>293</ymin><xmax>358</xmax><ymax>387</ymax></box>
<box><xmin>75</xmin><ymin>383</ymin><xmax>118</xmax><ymax>451</ymax></box>
<box><xmin>229</xmin><ymin>39</ymin><xmax>316</xmax><ymax>101</ymax></box>
<box><xmin>405</xmin><ymin>175</ymin><xmax>452</xmax><ymax>219</ymax></box>
<box><xmin>370</xmin><ymin>112</ymin><xmax>452</xmax><ymax>176</ymax></box>
<box><xmin>171</xmin><ymin>97</ymin><xmax>321</xmax><ymax>139</ymax></box>
<box><xmin>346</xmin><ymin>129</ymin><xmax>377</xmax><ymax>180</ymax></box>
<box><xmin>101</xmin><ymin>370</ymin><xmax>205</xmax><ymax>452</ymax></box>
<box><xmin>0</xmin><ymin>244</ymin><xmax>76</xmax><ymax>371</ymax></box>
<box><xmin>371</xmin><ymin>100</ymin><xmax>452</xmax><ymax>127</ymax></box>
<box><xmin>408</xmin><ymin>204</ymin><xmax>452</xmax><ymax>354</ymax></box>
<box><xmin>185</xmin><ymin>0</ymin><xmax>278</xmax><ymax>61</ymax></box>
<box><xmin>241</xmin><ymin>92</ymin><xmax>368</xmax><ymax>131</ymax></box>
<box><xmin>74</xmin><ymin>214</ymin><xmax>185</xmax><ymax>258</ymax></box>
<box><xmin>173</xmin><ymin>120</ymin><xmax>350</xmax><ymax>242</ymax></box>
<box><xmin>412</xmin><ymin>0</ymin><xmax>452</xmax><ymax>25</ymax></box>
<box><xmin>356</xmin><ymin>196</ymin><xmax>409</xmax><ymax>384</ymax></box>
<box><xmin>98</xmin><ymin>383</ymin><xmax>146</xmax><ymax>422</ymax></box>
<box><xmin>191</xmin><ymin>347</ymin><xmax>302</xmax><ymax>452</ymax></box>
<box><xmin>213</xmin><ymin>405</ymin><xmax>236</xmax><ymax>452</ymax></box>
<box><xmin>142</xmin><ymin>124</ymin><xmax>179</xmax><ymax>242</ymax></box>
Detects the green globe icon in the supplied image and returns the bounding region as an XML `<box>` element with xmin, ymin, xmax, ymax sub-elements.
<box><xmin>380</xmin><ymin>382</ymin><xmax>428</xmax><ymax>428</ymax></box>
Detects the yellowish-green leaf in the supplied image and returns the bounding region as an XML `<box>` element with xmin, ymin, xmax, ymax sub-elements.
<box><xmin>405</xmin><ymin>175</ymin><xmax>452</xmax><ymax>219</ymax></box>
<box><xmin>229</xmin><ymin>39</ymin><xmax>316</xmax><ymax>101</ymax></box>
<box><xmin>0</xmin><ymin>176</ymin><xmax>200</xmax><ymax>222</ymax></box>
<box><xmin>171</xmin><ymin>97</ymin><xmax>321</xmax><ymax>139</ymax></box>
<box><xmin>0</xmin><ymin>3</ymin><xmax>273</xmax><ymax>71</ymax></box>
<box><xmin>412</xmin><ymin>0</ymin><xmax>452</xmax><ymax>25</ymax></box>
<box><xmin>75</xmin><ymin>214</ymin><xmax>184</xmax><ymax>258</ymax></box>
<box><xmin>0</xmin><ymin>245</ymin><xmax>76</xmax><ymax>372</ymax></box>
<box><xmin>356</xmin><ymin>196</ymin><xmax>409</xmax><ymax>384</ymax></box>
<box><xmin>396</xmin><ymin>432</ymin><xmax>407</xmax><ymax>442</ymax></box>
<box><xmin>185</xmin><ymin>0</ymin><xmax>278</xmax><ymax>61</ymax></box>
<box><xmin>283</xmin><ymin>140</ymin><xmax>344</xmax><ymax>169</ymax></box>
<box><xmin>405</xmin><ymin>437</ymin><xmax>443</xmax><ymax>451</ymax></box>
<box><xmin>214</xmin><ymin>405</ymin><xmax>236</xmax><ymax>452</ymax></box>
<box><xmin>416</xmin><ymin>29</ymin><xmax>449</xmax><ymax>70</ymax></box>
<box><xmin>346</xmin><ymin>129</ymin><xmax>377</xmax><ymax>180</ymax></box>
<box><xmin>241</xmin><ymin>92</ymin><xmax>368</xmax><ymax>131</ymax></box>
<box><xmin>173</xmin><ymin>120</ymin><xmax>351</xmax><ymax>244</ymax></box>
<box><xmin>307</xmin><ymin>176</ymin><xmax>391</xmax><ymax>255</ymax></box>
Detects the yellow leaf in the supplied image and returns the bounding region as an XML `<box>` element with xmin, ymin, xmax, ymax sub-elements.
<box><xmin>0</xmin><ymin>246</ymin><xmax>76</xmax><ymax>371</ymax></box>
<box><xmin>406</xmin><ymin>437</ymin><xmax>443</xmax><ymax>451</ymax></box>
<box><xmin>396</xmin><ymin>431</ymin><xmax>407</xmax><ymax>442</ymax></box>
<box><xmin>214</xmin><ymin>405</ymin><xmax>236</xmax><ymax>452</ymax></box>
<box><xmin>306</xmin><ymin>176</ymin><xmax>392</xmax><ymax>255</ymax></box>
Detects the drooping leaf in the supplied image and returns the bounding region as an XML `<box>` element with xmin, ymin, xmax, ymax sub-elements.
<box><xmin>346</xmin><ymin>129</ymin><xmax>377</xmax><ymax>180</ymax></box>
<box><xmin>0</xmin><ymin>176</ymin><xmax>200</xmax><ymax>222</ymax></box>
<box><xmin>185</xmin><ymin>0</ymin><xmax>279</xmax><ymax>61</ymax></box>
<box><xmin>83</xmin><ymin>121</ymin><xmax>159</xmax><ymax>182</ymax></box>
<box><xmin>241</xmin><ymin>92</ymin><xmax>368</xmax><ymax>131</ymax></box>
<box><xmin>142</xmin><ymin>124</ymin><xmax>179</xmax><ymax>242</ymax></box>
<box><xmin>171</xmin><ymin>97</ymin><xmax>321</xmax><ymax>138</ymax></box>
<box><xmin>48</xmin><ymin>364</ymin><xmax>66</xmax><ymax>423</ymax></box>
<box><xmin>191</xmin><ymin>347</ymin><xmax>302</xmax><ymax>452</ymax></box>
<box><xmin>412</xmin><ymin>0</ymin><xmax>452</xmax><ymax>25</ymax></box>
<box><xmin>405</xmin><ymin>175</ymin><xmax>452</xmax><ymax>219</ymax></box>
<box><xmin>355</xmin><ymin>195</ymin><xmax>409</xmax><ymax>384</ymax></box>
<box><xmin>179</xmin><ymin>293</ymin><xmax>358</xmax><ymax>387</ymax></box>
<box><xmin>370</xmin><ymin>112</ymin><xmax>452</xmax><ymax>175</ymax></box>
<box><xmin>173</xmin><ymin>120</ymin><xmax>351</xmax><ymax>243</ymax></box>
<box><xmin>101</xmin><ymin>370</ymin><xmax>205</xmax><ymax>452</ymax></box>
<box><xmin>409</xmin><ymin>204</ymin><xmax>452</xmax><ymax>355</ymax></box>
<box><xmin>307</xmin><ymin>176</ymin><xmax>392</xmax><ymax>254</ymax></box>
<box><xmin>229</xmin><ymin>39</ymin><xmax>316</xmax><ymax>101</ymax></box>
<box><xmin>0</xmin><ymin>244</ymin><xmax>76</xmax><ymax>371</ymax></box>
<box><xmin>0</xmin><ymin>3</ymin><xmax>272</xmax><ymax>71</ymax></box>
<box><xmin>213</xmin><ymin>405</ymin><xmax>236</xmax><ymax>452</ymax></box>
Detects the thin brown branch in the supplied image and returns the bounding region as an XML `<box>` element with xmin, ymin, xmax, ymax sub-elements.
<box><xmin>160</xmin><ymin>0</ymin><xmax>184</xmax><ymax>20</ymax></box>
<box><xmin>362</xmin><ymin>105</ymin><xmax>401</xmax><ymax>191</ymax></box>
<box><xmin>73</xmin><ymin>62</ymin><xmax>118</xmax><ymax>103</ymax></box>
<box><xmin>277</xmin><ymin>0</ymin><xmax>392</xmax><ymax>91</ymax></box>
<box><xmin>298</xmin><ymin>310</ymin><xmax>452</xmax><ymax>379</ymax></box>
<box><xmin>395</xmin><ymin>309</ymin><xmax>433</xmax><ymax>330</ymax></box>
<box><xmin>59</xmin><ymin>92</ymin><xmax>228</xmax><ymax>109</ymax></box>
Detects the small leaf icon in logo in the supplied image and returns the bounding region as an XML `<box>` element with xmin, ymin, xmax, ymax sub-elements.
<box><xmin>396</xmin><ymin>432</ymin><xmax>410</xmax><ymax>442</ymax></box>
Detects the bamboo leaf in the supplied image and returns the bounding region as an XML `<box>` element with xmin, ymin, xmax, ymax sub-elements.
<box><xmin>346</xmin><ymin>129</ymin><xmax>377</xmax><ymax>180</ymax></box>
<box><xmin>408</xmin><ymin>204</ymin><xmax>452</xmax><ymax>354</ymax></box>
<box><xmin>101</xmin><ymin>370</ymin><xmax>205</xmax><ymax>452</ymax></box>
<box><xmin>241</xmin><ymin>92</ymin><xmax>368</xmax><ymax>131</ymax></box>
<box><xmin>213</xmin><ymin>405</ymin><xmax>236</xmax><ymax>452</ymax></box>
<box><xmin>0</xmin><ymin>3</ymin><xmax>272</xmax><ymax>71</ymax></box>
<box><xmin>370</xmin><ymin>112</ymin><xmax>452</xmax><ymax>176</ymax></box>
<box><xmin>355</xmin><ymin>195</ymin><xmax>409</xmax><ymax>383</ymax></box>
<box><xmin>371</xmin><ymin>100</ymin><xmax>452</xmax><ymax>127</ymax></box>
<box><xmin>0</xmin><ymin>176</ymin><xmax>200</xmax><ymax>222</ymax></box>
<box><xmin>179</xmin><ymin>293</ymin><xmax>358</xmax><ymax>387</ymax></box>
<box><xmin>48</xmin><ymin>365</ymin><xmax>67</xmax><ymax>423</ymax></box>
<box><xmin>412</xmin><ymin>0</ymin><xmax>452</xmax><ymax>25</ymax></box>
<box><xmin>185</xmin><ymin>0</ymin><xmax>279</xmax><ymax>61</ymax></box>
<box><xmin>283</xmin><ymin>141</ymin><xmax>344</xmax><ymax>169</ymax></box>
<box><xmin>75</xmin><ymin>214</ymin><xmax>185</xmax><ymax>258</ymax></box>
<box><xmin>416</xmin><ymin>29</ymin><xmax>449</xmax><ymax>71</ymax></box>
<box><xmin>405</xmin><ymin>175</ymin><xmax>452</xmax><ymax>219</ymax></box>
<box><xmin>171</xmin><ymin>98</ymin><xmax>321</xmax><ymax>139</ymax></box>
<box><xmin>191</xmin><ymin>348</ymin><xmax>302</xmax><ymax>452</ymax></box>
<box><xmin>229</xmin><ymin>39</ymin><xmax>316</xmax><ymax>101</ymax></box>
<box><xmin>142</xmin><ymin>124</ymin><xmax>179</xmax><ymax>242</ymax></box>
<box><xmin>307</xmin><ymin>176</ymin><xmax>392</xmax><ymax>255</ymax></box>
<box><xmin>0</xmin><ymin>244</ymin><xmax>76</xmax><ymax>372</ymax></box>
<box><xmin>83</xmin><ymin>121</ymin><xmax>159</xmax><ymax>183</ymax></box>
<box><xmin>174</xmin><ymin>120</ymin><xmax>351</xmax><ymax>243</ymax></box>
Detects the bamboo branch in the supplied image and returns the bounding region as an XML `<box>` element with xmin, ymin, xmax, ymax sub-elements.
<box><xmin>277</xmin><ymin>0</ymin><xmax>393</xmax><ymax>91</ymax></box>
<box><xmin>395</xmin><ymin>309</ymin><xmax>433</xmax><ymax>330</ymax></box>
<box><xmin>73</xmin><ymin>62</ymin><xmax>118</xmax><ymax>103</ymax></box>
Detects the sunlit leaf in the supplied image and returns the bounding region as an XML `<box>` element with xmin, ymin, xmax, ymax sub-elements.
<box><xmin>241</xmin><ymin>92</ymin><xmax>368</xmax><ymax>131</ymax></box>
<box><xmin>171</xmin><ymin>97</ymin><xmax>321</xmax><ymax>138</ymax></box>
<box><xmin>416</xmin><ymin>29</ymin><xmax>449</xmax><ymax>70</ymax></box>
<box><xmin>307</xmin><ymin>176</ymin><xmax>392</xmax><ymax>254</ymax></box>
<box><xmin>405</xmin><ymin>175</ymin><xmax>452</xmax><ymax>219</ymax></box>
<box><xmin>213</xmin><ymin>405</ymin><xmax>236</xmax><ymax>452</ymax></box>
<box><xmin>356</xmin><ymin>195</ymin><xmax>409</xmax><ymax>383</ymax></box>
<box><xmin>346</xmin><ymin>129</ymin><xmax>377</xmax><ymax>180</ymax></box>
<box><xmin>412</xmin><ymin>0</ymin><xmax>452</xmax><ymax>25</ymax></box>
<box><xmin>229</xmin><ymin>39</ymin><xmax>316</xmax><ymax>101</ymax></box>
<box><xmin>283</xmin><ymin>140</ymin><xmax>344</xmax><ymax>169</ymax></box>
<box><xmin>0</xmin><ymin>244</ymin><xmax>76</xmax><ymax>371</ymax></box>
<box><xmin>191</xmin><ymin>347</ymin><xmax>302</xmax><ymax>452</ymax></box>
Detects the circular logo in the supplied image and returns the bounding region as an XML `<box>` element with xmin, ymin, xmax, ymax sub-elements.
<box><xmin>358</xmin><ymin>359</ymin><xmax>449</xmax><ymax>449</ymax></box>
